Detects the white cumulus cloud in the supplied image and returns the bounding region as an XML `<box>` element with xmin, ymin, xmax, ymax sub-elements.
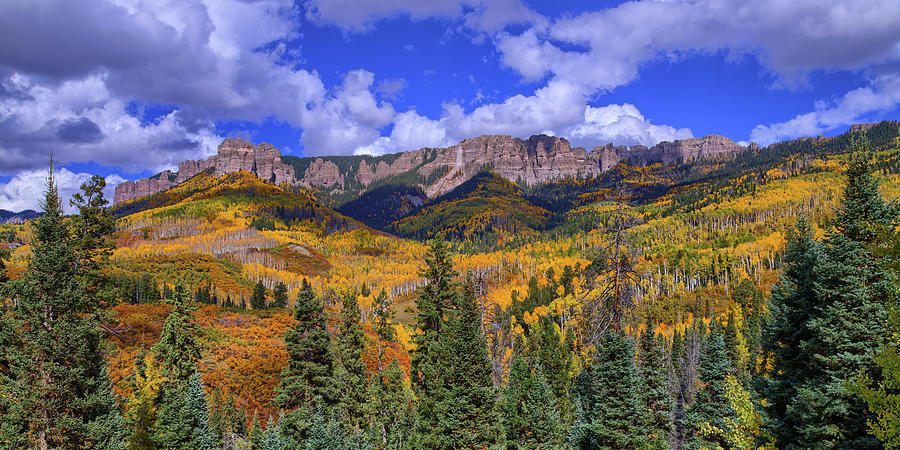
<box><xmin>750</xmin><ymin>73</ymin><xmax>900</xmax><ymax>145</ymax></box>
<box><xmin>0</xmin><ymin>168</ymin><xmax>125</xmax><ymax>214</ymax></box>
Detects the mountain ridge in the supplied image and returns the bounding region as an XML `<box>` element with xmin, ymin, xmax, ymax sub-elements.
<box><xmin>112</xmin><ymin>122</ymin><xmax>900</xmax><ymax>206</ymax></box>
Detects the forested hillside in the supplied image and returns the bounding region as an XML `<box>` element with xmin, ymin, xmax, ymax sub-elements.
<box><xmin>1</xmin><ymin>123</ymin><xmax>900</xmax><ymax>448</ymax></box>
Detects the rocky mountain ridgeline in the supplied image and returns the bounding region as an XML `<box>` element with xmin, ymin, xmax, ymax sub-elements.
<box><xmin>114</xmin><ymin>133</ymin><xmax>751</xmax><ymax>205</ymax></box>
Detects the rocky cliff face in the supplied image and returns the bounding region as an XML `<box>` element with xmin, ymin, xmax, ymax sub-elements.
<box><xmin>114</xmin><ymin>138</ymin><xmax>295</xmax><ymax>205</ymax></box>
<box><xmin>115</xmin><ymin>133</ymin><xmax>749</xmax><ymax>205</ymax></box>
<box><xmin>588</xmin><ymin>134</ymin><xmax>748</xmax><ymax>171</ymax></box>
<box><xmin>296</xmin><ymin>134</ymin><xmax>748</xmax><ymax>197</ymax></box>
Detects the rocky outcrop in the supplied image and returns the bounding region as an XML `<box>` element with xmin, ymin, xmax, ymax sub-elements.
<box><xmin>114</xmin><ymin>138</ymin><xmax>295</xmax><ymax>205</ymax></box>
<box><xmin>296</xmin><ymin>134</ymin><xmax>748</xmax><ymax>197</ymax></box>
<box><xmin>301</xmin><ymin>159</ymin><xmax>344</xmax><ymax>189</ymax></box>
<box><xmin>113</xmin><ymin>170</ymin><xmax>177</xmax><ymax>205</ymax></box>
<box><xmin>115</xmin><ymin>132</ymin><xmax>750</xmax><ymax>205</ymax></box>
<box><xmin>587</xmin><ymin>135</ymin><xmax>747</xmax><ymax>170</ymax></box>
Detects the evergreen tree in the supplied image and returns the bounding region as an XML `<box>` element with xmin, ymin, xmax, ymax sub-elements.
<box><xmin>153</xmin><ymin>372</ymin><xmax>216</xmax><ymax>449</ymax></box>
<box><xmin>337</xmin><ymin>290</ymin><xmax>368</xmax><ymax>430</ymax></box>
<box><xmin>251</xmin><ymin>280</ymin><xmax>267</xmax><ymax>310</ymax></box>
<box><xmin>69</xmin><ymin>175</ymin><xmax>116</xmax><ymax>307</ymax></box>
<box><xmin>365</xmin><ymin>360</ymin><xmax>416</xmax><ymax>449</ymax></box>
<box><xmin>371</xmin><ymin>288</ymin><xmax>395</xmax><ymax>371</ymax></box>
<box><xmin>272</xmin><ymin>279</ymin><xmax>338</xmax><ymax>441</ymax></box>
<box><xmin>524</xmin><ymin>318</ymin><xmax>575</xmax><ymax>421</ymax></box>
<box><xmin>435</xmin><ymin>279</ymin><xmax>502</xmax><ymax>448</ymax></box>
<box><xmin>0</xmin><ymin>247</ymin><xmax>9</xmax><ymax>284</ymax></box>
<box><xmin>791</xmin><ymin>137</ymin><xmax>896</xmax><ymax>448</ymax></box>
<box><xmin>273</xmin><ymin>282</ymin><xmax>289</xmax><ymax>309</ymax></box>
<box><xmin>686</xmin><ymin>326</ymin><xmax>735</xmax><ymax>449</ymax></box>
<box><xmin>367</xmin><ymin>287</ymin><xmax>411</xmax><ymax>447</ymax></box>
<box><xmin>761</xmin><ymin>218</ymin><xmax>821</xmax><ymax>448</ymax></box>
<box><xmin>723</xmin><ymin>311</ymin><xmax>747</xmax><ymax>376</ymax></box>
<box><xmin>671</xmin><ymin>327</ymin><xmax>684</xmax><ymax>380</ymax></box>
<box><xmin>639</xmin><ymin>319</ymin><xmax>675</xmax><ymax>449</ymax></box>
<box><xmin>571</xmin><ymin>331</ymin><xmax>647</xmax><ymax>449</ymax></box>
<box><xmin>153</xmin><ymin>284</ymin><xmax>202</xmax><ymax>381</ymax></box>
<box><xmin>249</xmin><ymin>411</ymin><xmax>264</xmax><ymax>449</ymax></box>
<box><xmin>411</xmin><ymin>236</ymin><xmax>457</xmax><ymax>446</ymax></box>
<box><xmin>261</xmin><ymin>414</ymin><xmax>288</xmax><ymax>450</ymax></box>
<box><xmin>0</xmin><ymin>167</ymin><xmax>124</xmax><ymax>448</ymax></box>
<box><xmin>502</xmin><ymin>354</ymin><xmax>564</xmax><ymax>448</ymax></box>
<box><xmin>853</xmin><ymin>309</ymin><xmax>900</xmax><ymax>448</ymax></box>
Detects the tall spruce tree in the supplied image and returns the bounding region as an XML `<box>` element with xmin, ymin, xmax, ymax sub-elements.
<box><xmin>272</xmin><ymin>279</ymin><xmax>338</xmax><ymax>441</ymax></box>
<box><xmin>0</xmin><ymin>247</ymin><xmax>9</xmax><ymax>284</ymax></box>
<box><xmin>723</xmin><ymin>311</ymin><xmax>747</xmax><ymax>377</ymax></box>
<box><xmin>571</xmin><ymin>331</ymin><xmax>648</xmax><ymax>449</ymax></box>
<box><xmin>372</xmin><ymin>288</ymin><xmax>395</xmax><ymax>371</ymax></box>
<box><xmin>761</xmin><ymin>218</ymin><xmax>821</xmax><ymax>447</ymax></box>
<box><xmin>260</xmin><ymin>414</ymin><xmax>288</xmax><ymax>450</ymax></box>
<box><xmin>435</xmin><ymin>278</ymin><xmax>501</xmax><ymax>448</ymax></box>
<box><xmin>639</xmin><ymin>319</ymin><xmax>675</xmax><ymax>449</ymax></box>
<box><xmin>272</xmin><ymin>282</ymin><xmax>288</xmax><ymax>309</ymax></box>
<box><xmin>502</xmin><ymin>354</ymin><xmax>564</xmax><ymax>448</ymax></box>
<box><xmin>524</xmin><ymin>318</ymin><xmax>576</xmax><ymax>421</ymax></box>
<box><xmin>686</xmin><ymin>325</ymin><xmax>735</xmax><ymax>449</ymax></box>
<box><xmin>153</xmin><ymin>284</ymin><xmax>202</xmax><ymax>381</ymax></box>
<box><xmin>69</xmin><ymin>175</ymin><xmax>116</xmax><ymax>307</ymax></box>
<box><xmin>791</xmin><ymin>136</ymin><xmax>897</xmax><ymax>448</ymax></box>
<box><xmin>0</xmin><ymin>167</ymin><xmax>124</xmax><ymax>449</ymax></box>
<box><xmin>336</xmin><ymin>290</ymin><xmax>368</xmax><ymax>431</ymax></box>
<box><xmin>251</xmin><ymin>280</ymin><xmax>267</xmax><ymax>310</ymax></box>
<box><xmin>411</xmin><ymin>236</ymin><xmax>458</xmax><ymax>446</ymax></box>
<box><xmin>153</xmin><ymin>372</ymin><xmax>216</xmax><ymax>449</ymax></box>
<box><xmin>365</xmin><ymin>359</ymin><xmax>416</xmax><ymax>448</ymax></box>
<box><xmin>853</xmin><ymin>309</ymin><xmax>900</xmax><ymax>447</ymax></box>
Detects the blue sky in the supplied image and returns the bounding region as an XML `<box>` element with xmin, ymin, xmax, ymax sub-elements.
<box><xmin>1</xmin><ymin>0</ymin><xmax>899</xmax><ymax>211</ymax></box>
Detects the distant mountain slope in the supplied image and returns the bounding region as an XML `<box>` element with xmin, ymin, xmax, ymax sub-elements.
<box><xmin>391</xmin><ymin>171</ymin><xmax>551</xmax><ymax>240</ymax></box>
<box><xmin>0</xmin><ymin>209</ymin><xmax>40</xmax><ymax>224</ymax></box>
<box><xmin>338</xmin><ymin>184</ymin><xmax>427</xmax><ymax>231</ymax></box>
<box><xmin>116</xmin><ymin>130</ymin><xmax>752</xmax><ymax>207</ymax></box>
<box><xmin>111</xmin><ymin>170</ymin><xmax>364</xmax><ymax>234</ymax></box>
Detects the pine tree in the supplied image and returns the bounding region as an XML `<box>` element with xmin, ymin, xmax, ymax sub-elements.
<box><xmin>366</xmin><ymin>359</ymin><xmax>416</xmax><ymax>449</ymax></box>
<box><xmin>0</xmin><ymin>167</ymin><xmax>124</xmax><ymax>449</ymax></box>
<box><xmin>671</xmin><ymin>327</ymin><xmax>684</xmax><ymax>380</ymax></box>
<box><xmin>0</xmin><ymin>247</ymin><xmax>9</xmax><ymax>284</ymax></box>
<box><xmin>502</xmin><ymin>354</ymin><xmax>564</xmax><ymax>448</ymax></box>
<box><xmin>761</xmin><ymin>218</ymin><xmax>821</xmax><ymax>448</ymax></box>
<box><xmin>272</xmin><ymin>282</ymin><xmax>288</xmax><ymax>309</ymax></box>
<box><xmin>337</xmin><ymin>290</ymin><xmax>368</xmax><ymax>430</ymax></box>
<box><xmin>249</xmin><ymin>411</ymin><xmax>264</xmax><ymax>449</ymax></box>
<box><xmin>686</xmin><ymin>326</ymin><xmax>735</xmax><ymax>449</ymax></box>
<box><xmin>571</xmin><ymin>331</ymin><xmax>647</xmax><ymax>449</ymax></box>
<box><xmin>723</xmin><ymin>311</ymin><xmax>748</xmax><ymax>377</ymax></box>
<box><xmin>69</xmin><ymin>175</ymin><xmax>116</xmax><ymax>307</ymax></box>
<box><xmin>435</xmin><ymin>279</ymin><xmax>502</xmax><ymax>448</ymax></box>
<box><xmin>371</xmin><ymin>288</ymin><xmax>395</xmax><ymax>372</ymax></box>
<box><xmin>251</xmin><ymin>280</ymin><xmax>267</xmax><ymax>310</ymax></box>
<box><xmin>791</xmin><ymin>137</ymin><xmax>896</xmax><ymax>448</ymax></box>
<box><xmin>368</xmin><ymin>287</ymin><xmax>409</xmax><ymax>447</ymax></box>
<box><xmin>272</xmin><ymin>279</ymin><xmax>338</xmax><ymax>441</ymax></box>
<box><xmin>153</xmin><ymin>284</ymin><xmax>202</xmax><ymax>382</ymax></box>
<box><xmin>853</xmin><ymin>309</ymin><xmax>900</xmax><ymax>448</ymax></box>
<box><xmin>153</xmin><ymin>372</ymin><xmax>216</xmax><ymax>449</ymax></box>
<box><xmin>261</xmin><ymin>414</ymin><xmax>287</xmax><ymax>450</ymax></box>
<box><xmin>524</xmin><ymin>318</ymin><xmax>575</xmax><ymax>421</ymax></box>
<box><xmin>639</xmin><ymin>319</ymin><xmax>675</xmax><ymax>449</ymax></box>
<box><xmin>411</xmin><ymin>236</ymin><xmax>458</xmax><ymax>446</ymax></box>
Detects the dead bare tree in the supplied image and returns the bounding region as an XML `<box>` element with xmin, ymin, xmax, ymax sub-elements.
<box><xmin>577</xmin><ymin>183</ymin><xmax>641</xmax><ymax>348</ymax></box>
